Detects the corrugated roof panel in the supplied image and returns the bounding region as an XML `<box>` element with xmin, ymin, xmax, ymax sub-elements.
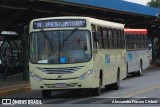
<box><xmin>63</xmin><ymin>0</ymin><xmax>160</xmax><ymax>16</ymax></box>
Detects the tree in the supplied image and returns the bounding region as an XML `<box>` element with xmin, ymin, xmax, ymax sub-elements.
<box><xmin>147</xmin><ymin>0</ymin><xmax>160</xmax><ymax>8</ymax></box>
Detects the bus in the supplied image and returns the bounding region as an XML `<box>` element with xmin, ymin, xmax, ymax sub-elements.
<box><xmin>125</xmin><ymin>28</ymin><xmax>150</xmax><ymax>76</ymax></box>
<box><xmin>29</xmin><ymin>16</ymin><xmax>127</xmax><ymax>98</ymax></box>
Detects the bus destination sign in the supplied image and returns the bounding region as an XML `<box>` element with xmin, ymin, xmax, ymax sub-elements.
<box><xmin>33</xmin><ymin>19</ymin><xmax>86</xmax><ymax>29</ymax></box>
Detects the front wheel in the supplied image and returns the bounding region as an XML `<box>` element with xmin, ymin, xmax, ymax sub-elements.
<box><xmin>92</xmin><ymin>87</ymin><xmax>101</xmax><ymax>96</ymax></box>
<box><xmin>42</xmin><ymin>90</ymin><xmax>51</xmax><ymax>98</ymax></box>
<box><xmin>92</xmin><ymin>78</ymin><xmax>101</xmax><ymax>96</ymax></box>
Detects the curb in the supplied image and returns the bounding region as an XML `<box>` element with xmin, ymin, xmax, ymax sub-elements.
<box><xmin>0</xmin><ymin>85</ymin><xmax>31</xmax><ymax>97</ymax></box>
<box><xmin>149</xmin><ymin>64</ymin><xmax>159</xmax><ymax>68</ymax></box>
<box><xmin>149</xmin><ymin>65</ymin><xmax>157</xmax><ymax>67</ymax></box>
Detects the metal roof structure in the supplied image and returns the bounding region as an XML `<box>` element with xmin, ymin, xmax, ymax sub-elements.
<box><xmin>63</xmin><ymin>0</ymin><xmax>160</xmax><ymax>16</ymax></box>
<box><xmin>0</xmin><ymin>0</ymin><xmax>160</xmax><ymax>68</ymax></box>
<box><xmin>0</xmin><ymin>0</ymin><xmax>160</xmax><ymax>38</ymax></box>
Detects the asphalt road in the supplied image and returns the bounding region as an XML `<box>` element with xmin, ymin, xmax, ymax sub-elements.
<box><xmin>1</xmin><ymin>67</ymin><xmax>160</xmax><ymax>106</ymax></box>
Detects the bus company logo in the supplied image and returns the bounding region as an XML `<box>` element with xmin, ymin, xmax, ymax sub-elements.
<box><xmin>2</xmin><ymin>99</ymin><xmax>12</xmax><ymax>105</ymax></box>
<box><xmin>57</xmin><ymin>74</ymin><xmax>63</xmax><ymax>79</ymax></box>
<box><xmin>105</xmin><ymin>55</ymin><xmax>110</xmax><ymax>64</ymax></box>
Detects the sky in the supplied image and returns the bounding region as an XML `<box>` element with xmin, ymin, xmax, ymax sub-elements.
<box><xmin>123</xmin><ymin>0</ymin><xmax>151</xmax><ymax>5</ymax></box>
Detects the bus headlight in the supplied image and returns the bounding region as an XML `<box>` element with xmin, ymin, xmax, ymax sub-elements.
<box><xmin>29</xmin><ymin>72</ymin><xmax>42</xmax><ymax>81</ymax></box>
<box><xmin>79</xmin><ymin>69</ymin><xmax>93</xmax><ymax>80</ymax></box>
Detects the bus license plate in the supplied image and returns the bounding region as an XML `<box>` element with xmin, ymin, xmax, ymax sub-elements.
<box><xmin>55</xmin><ymin>83</ymin><xmax>66</xmax><ymax>88</ymax></box>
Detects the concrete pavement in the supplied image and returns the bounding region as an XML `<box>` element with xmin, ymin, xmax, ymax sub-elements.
<box><xmin>0</xmin><ymin>63</ymin><xmax>158</xmax><ymax>97</ymax></box>
<box><xmin>0</xmin><ymin>72</ymin><xmax>31</xmax><ymax>97</ymax></box>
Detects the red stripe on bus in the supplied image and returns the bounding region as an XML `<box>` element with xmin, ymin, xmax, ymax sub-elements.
<box><xmin>124</xmin><ymin>29</ymin><xmax>147</xmax><ymax>35</ymax></box>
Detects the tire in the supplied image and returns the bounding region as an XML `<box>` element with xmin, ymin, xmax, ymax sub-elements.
<box><xmin>135</xmin><ymin>61</ymin><xmax>142</xmax><ymax>76</ymax></box>
<box><xmin>105</xmin><ymin>84</ymin><xmax>113</xmax><ymax>90</ymax></box>
<box><xmin>112</xmin><ymin>71</ymin><xmax>120</xmax><ymax>90</ymax></box>
<box><xmin>73</xmin><ymin>89</ymin><xmax>81</xmax><ymax>96</ymax></box>
<box><xmin>126</xmin><ymin>63</ymin><xmax>128</xmax><ymax>78</ymax></box>
<box><xmin>42</xmin><ymin>90</ymin><xmax>51</xmax><ymax>98</ymax></box>
<box><xmin>123</xmin><ymin>63</ymin><xmax>128</xmax><ymax>80</ymax></box>
<box><xmin>92</xmin><ymin>87</ymin><xmax>101</xmax><ymax>96</ymax></box>
<box><xmin>92</xmin><ymin>77</ymin><xmax>101</xmax><ymax>96</ymax></box>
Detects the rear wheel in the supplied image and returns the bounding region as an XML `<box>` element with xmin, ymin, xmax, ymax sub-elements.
<box><xmin>42</xmin><ymin>90</ymin><xmax>51</xmax><ymax>98</ymax></box>
<box><xmin>123</xmin><ymin>63</ymin><xmax>128</xmax><ymax>80</ymax></box>
<box><xmin>105</xmin><ymin>84</ymin><xmax>113</xmax><ymax>90</ymax></box>
<box><xmin>135</xmin><ymin>61</ymin><xmax>143</xmax><ymax>76</ymax></box>
<box><xmin>112</xmin><ymin>71</ymin><xmax>120</xmax><ymax>90</ymax></box>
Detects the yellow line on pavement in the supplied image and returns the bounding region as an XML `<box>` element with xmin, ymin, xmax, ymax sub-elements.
<box><xmin>0</xmin><ymin>86</ymin><xmax>31</xmax><ymax>97</ymax></box>
<box><xmin>122</xmin><ymin>84</ymin><xmax>160</xmax><ymax>98</ymax></box>
<box><xmin>0</xmin><ymin>83</ymin><xmax>30</xmax><ymax>90</ymax></box>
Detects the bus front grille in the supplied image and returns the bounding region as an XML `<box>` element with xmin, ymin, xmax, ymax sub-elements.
<box><xmin>37</xmin><ymin>66</ymin><xmax>84</xmax><ymax>74</ymax></box>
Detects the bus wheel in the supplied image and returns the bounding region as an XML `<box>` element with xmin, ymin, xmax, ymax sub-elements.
<box><xmin>136</xmin><ymin>61</ymin><xmax>142</xmax><ymax>76</ymax></box>
<box><xmin>105</xmin><ymin>84</ymin><xmax>112</xmax><ymax>90</ymax></box>
<box><xmin>42</xmin><ymin>90</ymin><xmax>51</xmax><ymax>98</ymax></box>
<box><xmin>92</xmin><ymin>86</ymin><xmax>101</xmax><ymax>96</ymax></box>
<box><xmin>92</xmin><ymin>78</ymin><xmax>101</xmax><ymax>96</ymax></box>
<box><xmin>112</xmin><ymin>71</ymin><xmax>120</xmax><ymax>90</ymax></box>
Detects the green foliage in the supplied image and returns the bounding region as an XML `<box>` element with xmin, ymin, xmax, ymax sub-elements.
<box><xmin>147</xmin><ymin>0</ymin><xmax>160</xmax><ymax>8</ymax></box>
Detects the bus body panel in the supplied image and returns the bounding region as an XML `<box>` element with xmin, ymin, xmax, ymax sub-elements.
<box><xmin>93</xmin><ymin>49</ymin><xmax>127</xmax><ymax>86</ymax></box>
<box><xmin>29</xmin><ymin>61</ymin><xmax>101</xmax><ymax>90</ymax></box>
<box><xmin>125</xmin><ymin>28</ymin><xmax>150</xmax><ymax>74</ymax></box>
<box><xmin>127</xmin><ymin>50</ymin><xmax>149</xmax><ymax>73</ymax></box>
<box><xmin>29</xmin><ymin>16</ymin><xmax>126</xmax><ymax>92</ymax></box>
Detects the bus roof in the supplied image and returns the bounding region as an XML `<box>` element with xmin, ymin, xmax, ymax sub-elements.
<box><xmin>124</xmin><ymin>28</ymin><xmax>147</xmax><ymax>35</ymax></box>
<box><xmin>86</xmin><ymin>17</ymin><xmax>124</xmax><ymax>29</ymax></box>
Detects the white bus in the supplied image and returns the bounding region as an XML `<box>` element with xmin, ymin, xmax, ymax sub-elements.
<box><xmin>125</xmin><ymin>28</ymin><xmax>150</xmax><ymax>76</ymax></box>
<box><xmin>29</xmin><ymin>16</ymin><xmax>127</xmax><ymax>98</ymax></box>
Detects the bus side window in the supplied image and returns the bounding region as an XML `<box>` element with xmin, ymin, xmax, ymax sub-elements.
<box><xmin>145</xmin><ymin>35</ymin><xmax>148</xmax><ymax>48</ymax></box>
<box><xmin>108</xmin><ymin>29</ymin><xmax>113</xmax><ymax>49</ymax></box>
<box><xmin>126</xmin><ymin>34</ymin><xmax>129</xmax><ymax>49</ymax></box>
<box><xmin>139</xmin><ymin>34</ymin><xmax>142</xmax><ymax>49</ymax></box>
<box><xmin>92</xmin><ymin>24</ymin><xmax>97</xmax><ymax>49</ymax></box>
<box><xmin>97</xmin><ymin>26</ymin><xmax>103</xmax><ymax>49</ymax></box>
<box><xmin>137</xmin><ymin>34</ymin><xmax>140</xmax><ymax>49</ymax></box>
<box><xmin>140</xmin><ymin>34</ymin><xmax>143</xmax><ymax>48</ymax></box>
<box><xmin>119</xmin><ymin>30</ymin><xmax>125</xmax><ymax>48</ymax></box>
<box><xmin>142</xmin><ymin>34</ymin><xmax>145</xmax><ymax>48</ymax></box>
<box><xmin>143</xmin><ymin>34</ymin><xmax>147</xmax><ymax>48</ymax></box>
<box><xmin>131</xmin><ymin>34</ymin><xmax>134</xmax><ymax>49</ymax></box>
<box><xmin>134</xmin><ymin>34</ymin><xmax>137</xmax><ymax>49</ymax></box>
<box><xmin>117</xmin><ymin>29</ymin><xmax>121</xmax><ymax>49</ymax></box>
<box><xmin>103</xmin><ymin>27</ymin><xmax>109</xmax><ymax>49</ymax></box>
<box><xmin>123</xmin><ymin>30</ymin><xmax>125</xmax><ymax>49</ymax></box>
<box><xmin>113</xmin><ymin>29</ymin><xmax>118</xmax><ymax>49</ymax></box>
<box><xmin>128</xmin><ymin>34</ymin><xmax>131</xmax><ymax>49</ymax></box>
<box><xmin>118</xmin><ymin>30</ymin><xmax>122</xmax><ymax>48</ymax></box>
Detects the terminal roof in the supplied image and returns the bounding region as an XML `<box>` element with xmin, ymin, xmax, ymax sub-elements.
<box><xmin>63</xmin><ymin>0</ymin><xmax>160</xmax><ymax>16</ymax></box>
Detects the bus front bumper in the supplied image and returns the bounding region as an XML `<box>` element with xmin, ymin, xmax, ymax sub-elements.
<box><xmin>30</xmin><ymin>74</ymin><xmax>99</xmax><ymax>90</ymax></box>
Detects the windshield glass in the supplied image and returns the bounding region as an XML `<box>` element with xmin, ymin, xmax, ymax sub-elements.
<box><xmin>30</xmin><ymin>30</ymin><xmax>91</xmax><ymax>64</ymax></box>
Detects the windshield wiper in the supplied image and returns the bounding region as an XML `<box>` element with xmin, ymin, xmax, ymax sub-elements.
<box><xmin>63</xmin><ymin>27</ymin><xmax>78</xmax><ymax>41</ymax></box>
<box><xmin>40</xmin><ymin>29</ymin><xmax>53</xmax><ymax>49</ymax></box>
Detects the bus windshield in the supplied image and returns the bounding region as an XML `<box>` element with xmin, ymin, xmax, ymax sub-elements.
<box><xmin>30</xmin><ymin>30</ymin><xmax>92</xmax><ymax>64</ymax></box>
